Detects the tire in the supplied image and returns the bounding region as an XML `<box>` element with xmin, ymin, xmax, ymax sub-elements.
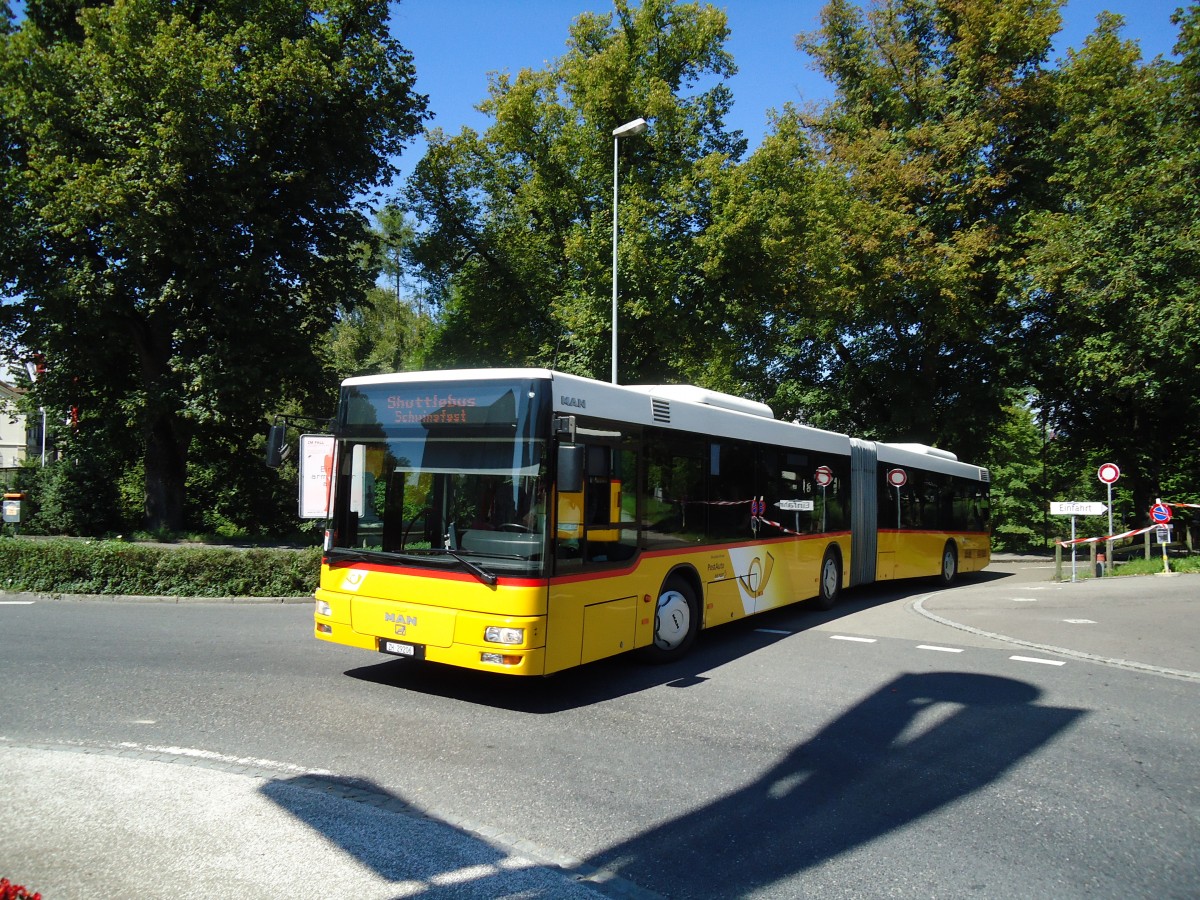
<box><xmin>812</xmin><ymin>547</ymin><xmax>842</xmax><ymax>610</ymax></box>
<box><xmin>937</xmin><ymin>541</ymin><xmax>959</xmax><ymax>586</ymax></box>
<box><xmin>639</xmin><ymin>574</ymin><xmax>700</xmax><ymax>663</ymax></box>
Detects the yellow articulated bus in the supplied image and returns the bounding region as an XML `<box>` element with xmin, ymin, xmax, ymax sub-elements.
<box><xmin>314</xmin><ymin>368</ymin><xmax>990</xmax><ymax>675</ymax></box>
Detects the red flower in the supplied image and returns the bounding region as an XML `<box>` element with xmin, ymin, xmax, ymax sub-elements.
<box><xmin>0</xmin><ymin>878</ymin><xmax>40</xmax><ymax>900</ymax></box>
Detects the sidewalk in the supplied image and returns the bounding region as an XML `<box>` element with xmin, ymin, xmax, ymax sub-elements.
<box><xmin>919</xmin><ymin>566</ymin><xmax>1200</xmax><ymax>679</ymax></box>
<box><xmin>0</xmin><ymin>741</ymin><xmax>630</xmax><ymax>900</ymax></box>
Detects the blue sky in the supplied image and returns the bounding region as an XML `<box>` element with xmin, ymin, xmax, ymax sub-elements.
<box><xmin>388</xmin><ymin>0</ymin><xmax>1187</xmax><ymax>180</ymax></box>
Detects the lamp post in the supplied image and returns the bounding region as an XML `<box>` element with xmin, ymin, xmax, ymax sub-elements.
<box><xmin>611</xmin><ymin>116</ymin><xmax>647</xmax><ymax>384</ymax></box>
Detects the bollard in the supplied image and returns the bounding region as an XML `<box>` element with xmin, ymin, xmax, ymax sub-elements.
<box><xmin>1095</xmin><ymin>552</ymin><xmax>1105</xmax><ymax>578</ymax></box>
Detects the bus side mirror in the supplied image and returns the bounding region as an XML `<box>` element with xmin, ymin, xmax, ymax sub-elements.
<box><xmin>557</xmin><ymin>444</ymin><xmax>584</xmax><ymax>494</ymax></box>
<box><xmin>265</xmin><ymin>424</ymin><xmax>288</xmax><ymax>468</ymax></box>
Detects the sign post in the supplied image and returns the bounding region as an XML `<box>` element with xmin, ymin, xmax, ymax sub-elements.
<box><xmin>1097</xmin><ymin>463</ymin><xmax>1120</xmax><ymax>574</ymax></box>
<box><xmin>887</xmin><ymin>469</ymin><xmax>907</xmax><ymax>531</ymax></box>
<box><xmin>1151</xmin><ymin>500</ymin><xmax>1173</xmax><ymax>574</ymax></box>
<box><xmin>814</xmin><ymin>466</ymin><xmax>833</xmax><ymax>532</ymax></box>
<box><xmin>2</xmin><ymin>492</ymin><xmax>23</xmax><ymax>537</ymax></box>
<box><xmin>1050</xmin><ymin>501</ymin><xmax>1108</xmax><ymax>582</ymax></box>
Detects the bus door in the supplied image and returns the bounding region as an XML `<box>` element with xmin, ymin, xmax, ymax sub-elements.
<box><xmin>555</xmin><ymin>442</ymin><xmax>625</xmax><ymax>561</ymax></box>
<box><xmin>549</xmin><ymin>431</ymin><xmax>640</xmax><ymax>670</ymax></box>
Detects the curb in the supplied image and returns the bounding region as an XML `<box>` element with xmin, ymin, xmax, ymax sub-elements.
<box><xmin>1</xmin><ymin>590</ymin><xmax>312</xmax><ymax>604</ymax></box>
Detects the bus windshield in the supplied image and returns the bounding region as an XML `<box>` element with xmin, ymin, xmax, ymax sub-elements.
<box><xmin>327</xmin><ymin>379</ymin><xmax>550</xmax><ymax>579</ymax></box>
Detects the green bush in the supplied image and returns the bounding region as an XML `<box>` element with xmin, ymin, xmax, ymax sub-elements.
<box><xmin>0</xmin><ymin>539</ymin><xmax>321</xmax><ymax>597</ymax></box>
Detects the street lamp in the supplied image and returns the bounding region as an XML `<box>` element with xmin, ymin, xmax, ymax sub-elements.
<box><xmin>611</xmin><ymin>116</ymin><xmax>647</xmax><ymax>384</ymax></box>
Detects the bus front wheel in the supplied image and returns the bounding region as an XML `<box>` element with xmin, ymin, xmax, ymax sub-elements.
<box><xmin>639</xmin><ymin>575</ymin><xmax>700</xmax><ymax>663</ymax></box>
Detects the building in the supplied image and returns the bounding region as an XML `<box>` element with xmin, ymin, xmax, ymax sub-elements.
<box><xmin>0</xmin><ymin>379</ymin><xmax>30</xmax><ymax>472</ymax></box>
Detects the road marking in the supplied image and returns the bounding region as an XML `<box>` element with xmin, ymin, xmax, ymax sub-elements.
<box><xmin>1064</xmin><ymin>619</ymin><xmax>1097</xmax><ymax>624</ymax></box>
<box><xmin>917</xmin><ymin>645</ymin><xmax>963</xmax><ymax>653</ymax></box>
<box><xmin>830</xmin><ymin>635</ymin><xmax>876</xmax><ymax>643</ymax></box>
<box><xmin>1012</xmin><ymin>598</ymin><xmax>1039</xmax><ymax>602</ymax></box>
<box><xmin>755</xmin><ymin>628</ymin><xmax>791</xmax><ymax>635</ymax></box>
<box><xmin>0</xmin><ymin>601</ymin><xmax>35</xmax><ymax>605</ymax></box>
<box><xmin>1010</xmin><ymin>655</ymin><xmax>1066</xmax><ymax>666</ymax></box>
<box><xmin>117</xmin><ymin>742</ymin><xmax>333</xmax><ymax>775</ymax></box>
<box><xmin>913</xmin><ymin>595</ymin><xmax>1200</xmax><ymax>682</ymax></box>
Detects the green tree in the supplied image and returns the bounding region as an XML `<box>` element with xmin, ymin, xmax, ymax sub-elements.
<box><xmin>774</xmin><ymin>0</ymin><xmax>1062</xmax><ymax>461</ymax></box>
<box><xmin>325</xmin><ymin>206</ymin><xmax>432</xmax><ymax>378</ymax></box>
<box><xmin>1017</xmin><ymin>9</ymin><xmax>1200</xmax><ymax>518</ymax></box>
<box><xmin>985</xmin><ymin>395</ymin><xmax>1051</xmax><ymax>550</ymax></box>
<box><xmin>0</xmin><ymin>0</ymin><xmax>427</xmax><ymax>532</ymax></box>
<box><xmin>404</xmin><ymin>0</ymin><xmax>745</xmax><ymax>384</ymax></box>
<box><xmin>692</xmin><ymin>107</ymin><xmax>850</xmax><ymax>403</ymax></box>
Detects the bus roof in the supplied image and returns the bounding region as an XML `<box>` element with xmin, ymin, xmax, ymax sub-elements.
<box><xmin>341</xmin><ymin>368</ymin><xmax>987</xmax><ymax>481</ymax></box>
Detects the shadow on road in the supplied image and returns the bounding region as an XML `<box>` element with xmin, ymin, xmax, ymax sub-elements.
<box><xmin>263</xmin><ymin>669</ymin><xmax>1081</xmax><ymax>898</ymax></box>
<box><xmin>588</xmin><ymin>670</ymin><xmax>1083</xmax><ymax>897</ymax></box>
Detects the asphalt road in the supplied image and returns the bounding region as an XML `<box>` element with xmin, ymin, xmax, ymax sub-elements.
<box><xmin>1</xmin><ymin>560</ymin><xmax>1197</xmax><ymax>898</ymax></box>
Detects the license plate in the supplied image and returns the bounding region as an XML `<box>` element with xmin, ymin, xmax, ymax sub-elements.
<box><xmin>379</xmin><ymin>638</ymin><xmax>425</xmax><ymax>660</ymax></box>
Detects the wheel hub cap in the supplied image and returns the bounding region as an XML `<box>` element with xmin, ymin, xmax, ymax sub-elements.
<box><xmin>655</xmin><ymin>591</ymin><xmax>691</xmax><ymax>650</ymax></box>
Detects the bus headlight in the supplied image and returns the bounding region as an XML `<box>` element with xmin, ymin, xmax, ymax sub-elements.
<box><xmin>484</xmin><ymin>626</ymin><xmax>524</xmax><ymax>645</ymax></box>
<box><xmin>315</xmin><ymin>600</ymin><xmax>332</xmax><ymax>617</ymax></box>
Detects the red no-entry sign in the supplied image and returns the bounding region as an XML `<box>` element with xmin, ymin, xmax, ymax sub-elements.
<box><xmin>887</xmin><ymin>468</ymin><xmax>907</xmax><ymax>488</ymax></box>
<box><xmin>1098</xmin><ymin>463</ymin><xmax>1121</xmax><ymax>485</ymax></box>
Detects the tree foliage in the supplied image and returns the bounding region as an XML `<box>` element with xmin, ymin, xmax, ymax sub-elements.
<box><xmin>0</xmin><ymin>0</ymin><xmax>427</xmax><ymax>531</ymax></box>
<box><xmin>4</xmin><ymin>0</ymin><xmax>1196</xmax><ymax>548</ymax></box>
<box><xmin>325</xmin><ymin>207</ymin><xmax>433</xmax><ymax>378</ymax></box>
<box><xmin>754</xmin><ymin>0</ymin><xmax>1063</xmax><ymax>463</ymax></box>
<box><xmin>1016</xmin><ymin>8</ymin><xmax>1200</xmax><ymax>516</ymax></box>
<box><xmin>404</xmin><ymin>0</ymin><xmax>745</xmax><ymax>384</ymax></box>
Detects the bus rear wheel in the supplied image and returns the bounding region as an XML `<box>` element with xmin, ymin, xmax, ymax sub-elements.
<box><xmin>639</xmin><ymin>575</ymin><xmax>700</xmax><ymax>663</ymax></box>
<box><xmin>812</xmin><ymin>548</ymin><xmax>842</xmax><ymax>610</ymax></box>
<box><xmin>938</xmin><ymin>542</ymin><xmax>959</xmax><ymax>586</ymax></box>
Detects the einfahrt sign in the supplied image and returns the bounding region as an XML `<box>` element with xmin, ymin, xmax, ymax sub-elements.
<box><xmin>1050</xmin><ymin>502</ymin><xmax>1108</xmax><ymax>516</ymax></box>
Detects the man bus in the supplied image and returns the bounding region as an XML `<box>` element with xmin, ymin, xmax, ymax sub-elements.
<box><xmin>310</xmin><ymin>368</ymin><xmax>990</xmax><ymax>675</ymax></box>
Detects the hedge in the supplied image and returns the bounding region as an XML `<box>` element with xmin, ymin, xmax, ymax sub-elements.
<box><xmin>0</xmin><ymin>539</ymin><xmax>321</xmax><ymax>598</ymax></box>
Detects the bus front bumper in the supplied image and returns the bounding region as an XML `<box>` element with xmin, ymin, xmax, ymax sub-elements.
<box><xmin>314</xmin><ymin>588</ymin><xmax>548</xmax><ymax>675</ymax></box>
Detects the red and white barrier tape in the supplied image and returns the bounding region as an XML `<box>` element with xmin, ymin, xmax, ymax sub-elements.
<box><xmin>1057</xmin><ymin>500</ymin><xmax>1195</xmax><ymax>547</ymax></box>
<box><xmin>1058</xmin><ymin>524</ymin><xmax>1158</xmax><ymax>547</ymax></box>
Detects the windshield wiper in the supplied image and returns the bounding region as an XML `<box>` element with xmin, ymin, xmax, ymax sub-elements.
<box><xmin>421</xmin><ymin>547</ymin><xmax>498</xmax><ymax>586</ymax></box>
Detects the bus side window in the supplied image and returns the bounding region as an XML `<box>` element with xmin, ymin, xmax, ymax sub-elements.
<box><xmin>643</xmin><ymin>435</ymin><xmax>706</xmax><ymax>544</ymax></box>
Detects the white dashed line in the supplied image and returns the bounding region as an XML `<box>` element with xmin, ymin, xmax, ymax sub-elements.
<box><xmin>1011</xmin><ymin>598</ymin><xmax>1039</xmax><ymax>602</ymax></box>
<box><xmin>0</xmin><ymin>601</ymin><xmax>35</xmax><ymax>605</ymax></box>
<box><xmin>824</xmin><ymin>629</ymin><xmax>1080</xmax><ymax>671</ymax></box>
<box><xmin>1010</xmin><ymin>655</ymin><xmax>1066</xmax><ymax>666</ymax></box>
<box><xmin>1063</xmin><ymin>619</ymin><xmax>1097</xmax><ymax>624</ymax></box>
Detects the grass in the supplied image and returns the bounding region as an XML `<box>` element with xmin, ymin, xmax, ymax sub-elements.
<box><xmin>1113</xmin><ymin>554</ymin><xmax>1200</xmax><ymax>576</ymax></box>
